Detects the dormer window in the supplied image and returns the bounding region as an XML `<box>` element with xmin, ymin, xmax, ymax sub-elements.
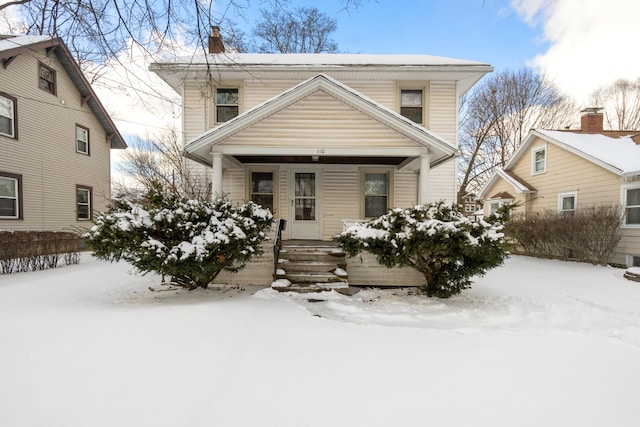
<box><xmin>216</xmin><ymin>88</ymin><xmax>239</xmax><ymax>123</ymax></box>
<box><xmin>400</xmin><ymin>89</ymin><xmax>423</xmax><ymax>124</ymax></box>
<box><xmin>38</xmin><ymin>62</ymin><xmax>56</xmax><ymax>95</ymax></box>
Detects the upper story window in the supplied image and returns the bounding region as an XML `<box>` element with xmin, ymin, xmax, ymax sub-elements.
<box><xmin>625</xmin><ymin>186</ymin><xmax>640</xmax><ymax>226</ymax></box>
<box><xmin>216</xmin><ymin>88</ymin><xmax>239</xmax><ymax>123</ymax></box>
<box><xmin>558</xmin><ymin>191</ymin><xmax>577</xmax><ymax>217</ymax></box>
<box><xmin>38</xmin><ymin>62</ymin><xmax>56</xmax><ymax>95</ymax></box>
<box><xmin>76</xmin><ymin>125</ymin><xmax>89</xmax><ymax>155</ymax></box>
<box><xmin>0</xmin><ymin>172</ymin><xmax>22</xmax><ymax>219</ymax></box>
<box><xmin>532</xmin><ymin>146</ymin><xmax>546</xmax><ymax>175</ymax></box>
<box><xmin>400</xmin><ymin>89</ymin><xmax>423</xmax><ymax>124</ymax></box>
<box><xmin>0</xmin><ymin>93</ymin><xmax>16</xmax><ymax>138</ymax></box>
<box><xmin>76</xmin><ymin>185</ymin><xmax>92</xmax><ymax>221</ymax></box>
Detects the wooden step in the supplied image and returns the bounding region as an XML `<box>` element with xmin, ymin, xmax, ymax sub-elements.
<box><xmin>285</xmin><ymin>272</ymin><xmax>348</xmax><ymax>284</ymax></box>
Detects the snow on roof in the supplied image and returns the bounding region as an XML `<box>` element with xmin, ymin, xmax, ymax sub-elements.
<box><xmin>169</xmin><ymin>52</ymin><xmax>490</xmax><ymax>67</ymax></box>
<box><xmin>0</xmin><ymin>35</ymin><xmax>52</xmax><ymax>52</ymax></box>
<box><xmin>537</xmin><ymin>130</ymin><xmax>640</xmax><ymax>174</ymax></box>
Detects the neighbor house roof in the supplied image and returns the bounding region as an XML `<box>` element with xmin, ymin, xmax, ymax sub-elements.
<box><xmin>506</xmin><ymin>129</ymin><xmax>640</xmax><ymax>177</ymax></box>
<box><xmin>183</xmin><ymin>73</ymin><xmax>459</xmax><ymax>167</ymax></box>
<box><xmin>478</xmin><ymin>168</ymin><xmax>537</xmax><ymax>199</ymax></box>
<box><xmin>0</xmin><ymin>35</ymin><xmax>126</xmax><ymax>149</ymax></box>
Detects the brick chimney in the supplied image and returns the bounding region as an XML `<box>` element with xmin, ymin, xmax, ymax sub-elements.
<box><xmin>580</xmin><ymin>107</ymin><xmax>604</xmax><ymax>133</ymax></box>
<box><xmin>208</xmin><ymin>26</ymin><xmax>225</xmax><ymax>54</ymax></box>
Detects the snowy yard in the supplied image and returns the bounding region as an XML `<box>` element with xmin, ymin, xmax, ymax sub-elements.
<box><xmin>1</xmin><ymin>254</ymin><xmax>639</xmax><ymax>427</ymax></box>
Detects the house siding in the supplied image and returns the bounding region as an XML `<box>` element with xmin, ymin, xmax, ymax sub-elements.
<box><xmin>427</xmin><ymin>81</ymin><xmax>458</xmax><ymax>202</ymax></box>
<box><xmin>0</xmin><ymin>48</ymin><xmax>112</xmax><ymax>231</ymax></box>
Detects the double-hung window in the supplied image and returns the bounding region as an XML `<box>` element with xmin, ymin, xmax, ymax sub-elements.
<box><xmin>558</xmin><ymin>191</ymin><xmax>577</xmax><ymax>217</ymax></box>
<box><xmin>625</xmin><ymin>186</ymin><xmax>640</xmax><ymax>226</ymax></box>
<box><xmin>400</xmin><ymin>89</ymin><xmax>423</xmax><ymax>124</ymax></box>
<box><xmin>76</xmin><ymin>125</ymin><xmax>89</xmax><ymax>154</ymax></box>
<box><xmin>362</xmin><ymin>170</ymin><xmax>392</xmax><ymax>218</ymax></box>
<box><xmin>0</xmin><ymin>172</ymin><xmax>22</xmax><ymax>219</ymax></box>
<box><xmin>38</xmin><ymin>62</ymin><xmax>56</xmax><ymax>95</ymax></box>
<box><xmin>532</xmin><ymin>146</ymin><xmax>546</xmax><ymax>174</ymax></box>
<box><xmin>216</xmin><ymin>88</ymin><xmax>239</xmax><ymax>123</ymax></box>
<box><xmin>250</xmin><ymin>171</ymin><xmax>275</xmax><ymax>213</ymax></box>
<box><xmin>0</xmin><ymin>93</ymin><xmax>16</xmax><ymax>138</ymax></box>
<box><xmin>76</xmin><ymin>186</ymin><xmax>92</xmax><ymax>221</ymax></box>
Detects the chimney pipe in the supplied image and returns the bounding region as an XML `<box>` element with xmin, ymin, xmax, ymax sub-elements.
<box><xmin>208</xmin><ymin>26</ymin><xmax>225</xmax><ymax>54</ymax></box>
<box><xmin>580</xmin><ymin>107</ymin><xmax>604</xmax><ymax>133</ymax></box>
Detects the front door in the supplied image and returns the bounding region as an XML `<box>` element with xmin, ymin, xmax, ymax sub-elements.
<box><xmin>290</xmin><ymin>170</ymin><xmax>321</xmax><ymax>239</ymax></box>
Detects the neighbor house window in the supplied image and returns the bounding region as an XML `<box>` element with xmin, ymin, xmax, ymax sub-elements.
<box><xmin>0</xmin><ymin>172</ymin><xmax>22</xmax><ymax>219</ymax></box>
<box><xmin>532</xmin><ymin>146</ymin><xmax>546</xmax><ymax>174</ymax></box>
<box><xmin>38</xmin><ymin>62</ymin><xmax>56</xmax><ymax>95</ymax></box>
<box><xmin>216</xmin><ymin>88</ymin><xmax>239</xmax><ymax>122</ymax></box>
<box><xmin>558</xmin><ymin>191</ymin><xmax>577</xmax><ymax>217</ymax></box>
<box><xmin>76</xmin><ymin>185</ymin><xmax>92</xmax><ymax>220</ymax></box>
<box><xmin>361</xmin><ymin>169</ymin><xmax>392</xmax><ymax>218</ymax></box>
<box><xmin>250</xmin><ymin>171</ymin><xmax>274</xmax><ymax>213</ymax></box>
<box><xmin>489</xmin><ymin>199</ymin><xmax>512</xmax><ymax>215</ymax></box>
<box><xmin>76</xmin><ymin>125</ymin><xmax>89</xmax><ymax>155</ymax></box>
<box><xmin>400</xmin><ymin>89</ymin><xmax>423</xmax><ymax>124</ymax></box>
<box><xmin>624</xmin><ymin>186</ymin><xmax>640</xmax><ymax>225</ymax></box>
<box><xmin>0</xmin><ymin>93</ymin><xmax>16</xmax><ymax>138</ymax></box>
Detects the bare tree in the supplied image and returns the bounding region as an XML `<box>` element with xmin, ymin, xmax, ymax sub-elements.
<box><xmin>590</xmin><ymin>78</ymin><xmax>640</xmax><ymax>130</ymax></box>
<box><xmin>458</xmin><ymin>68</ymin><xmax>575</xmax><ymax>201</ymax></box>
<box><xmin>252</xmin><ymin>6</ymin><xmax>338</xmax><ymax>53</ymax></box>
<box><xmin>115</xmin><ymin>130</ymin><xmax>211</xmax><ymax>201</ymax></box>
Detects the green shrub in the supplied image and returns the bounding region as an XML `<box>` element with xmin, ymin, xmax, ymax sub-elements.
<box><xmin>83</xmin><ymin>188</ymin><xmax>273</xmax><ymax>289</ymax></box>
<box><xmin>336</xmin><ymin>202</ymin><xmax>511</xmax><ymax>298</ymax></box>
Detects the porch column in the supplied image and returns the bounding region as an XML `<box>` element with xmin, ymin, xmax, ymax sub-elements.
<box><xmin>211</xmin><ymin>152</ymin><xmax>223</xmax><ymax>201</ymax></box>
<box><xmin>418</xmin><ymin>153</ymin><xmax>432</xmax><ymax>205</ymax></box>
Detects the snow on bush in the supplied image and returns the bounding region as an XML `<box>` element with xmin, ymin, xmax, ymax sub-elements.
<box><xmin>336</xmin><ymin>201</ymin><xmax>511</xmax><ymax>298</ymax></box>
<box><xmin>84</xmin><ymin>188</ymin><xmax>273</xmax><ymax>289</ymax></box>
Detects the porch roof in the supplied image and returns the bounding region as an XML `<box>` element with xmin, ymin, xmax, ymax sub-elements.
<box><xmin>183</xmin><ymin>74</ymin><xmax>458</xmax><ymax>168</ymax></box>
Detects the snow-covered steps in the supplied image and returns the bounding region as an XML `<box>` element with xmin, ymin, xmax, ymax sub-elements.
<box><xmin>274</xmin><ymin>240</ymin><xmax>349</xmax><ymax>292</ymax></box>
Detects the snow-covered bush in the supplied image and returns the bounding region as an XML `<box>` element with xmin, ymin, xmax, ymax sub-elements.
<box><xmin>84</xmin><ymin>188</ymin><xmax>273</xmax><ymax>289</ymax></box>
<box><xmin>336</xmin><ymin>201</ymin><xmax>510</xmax><ymax>298</ymax></box>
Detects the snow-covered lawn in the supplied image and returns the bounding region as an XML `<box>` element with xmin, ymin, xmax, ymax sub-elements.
<box><xmin>1</xmin><ymin>254</ymin><xmax>639</xmax><ymax>427</ymax></box>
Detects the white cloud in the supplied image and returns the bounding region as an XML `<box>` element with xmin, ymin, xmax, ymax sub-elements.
<box><xmin>512</xmin><ymin>0</ymin><xmax>640</xmax><ymax>103</ymax></box>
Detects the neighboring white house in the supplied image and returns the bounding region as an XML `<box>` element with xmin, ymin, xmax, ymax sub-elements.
<box><xmin>149</xmin><ymin>28</ymin><xmax>492</xmax><ymax>285</ymax></box>
<box><xmin>479</xmin><ymin>109</ymin><xmax>640</xmax><ymax>267</ymax></box>
<box><xmin>0</xmin><ymin>35</ymin><xmax>126</xmax><ymax>231</ymax></box>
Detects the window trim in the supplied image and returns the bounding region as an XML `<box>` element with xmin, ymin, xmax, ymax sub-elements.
<box><xmin>396</xmin><ymin>82</ymin><xmax>429</xmax><ymax>127</ymax></box>
<box><xmin>76</xmin><ymin>185</ymin><xmax>93</xmax><ymax>221</ymax></box>
<box><xmin>359</xmin><ymin>167</ymin><xmax>394</xmax><ymax>219</ymax></box>
<box><xmin>76</xmin><ymin>124</ymin><xmax>90</xmax><ymax>155</ymax></box>
<box><xmin>622</xmin><ymin>183</ymin><xmax>640</xmax><ymax>228</ymax></box>
<box><xmin>0</xmin><ymin>171</ymin><xmax>23</xmax><ymax>220</ymax></box>
<box><xmin>558</xmin><ymin>191</ymin><xmax>578</xmax><ymax>216</ymax></box>
<box><xmin>38</xmin><ymin>62</ymin><xmax>57</xmax><ymax>95</ymax></box>
<box><xmin>245</xmin><ymin>167</ymin><xmax>279</xmax><ymax>215</ymax></box>
<box><xmin>0</xmin><ymin>92</ymin><xmax>17</xmax><ymax>139</ymax></box>
<box><xmin>531</xmin><ymin>146</ymin><xmax>547</xmax><ymax>175</ymax></box>
<box><xmin>488</xmin><ymin>198</ymin><xmax>513</xmax><ymax>215</ymax></box>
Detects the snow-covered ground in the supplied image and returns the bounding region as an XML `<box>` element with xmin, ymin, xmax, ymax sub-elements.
<box><xmin>1</xmin><ymin>254</ymin><xmax>639</xmax><ymax>427</ymax></box>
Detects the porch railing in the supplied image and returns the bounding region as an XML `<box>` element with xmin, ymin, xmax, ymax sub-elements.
<box><xmin>273</xmin><ymin>218</ymin><xmax>286</xmax><ymax>280</ymax></box>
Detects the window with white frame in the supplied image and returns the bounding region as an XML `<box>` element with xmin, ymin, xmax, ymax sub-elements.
<box><xmin>361</xmin><ymin>169</ymin><xmax>392</xmax><ymax>218</ymax></box>
<box><xmin>558</xmin><ymin>191</ymin><xmax>577</xmax><ymax>217</ymax></box>
<box><xmin>76</xmin><ymin>125</ymin><xmax>89</xmax><ymax>154</ymax></box>
<box><xmin>0</xmin><ymin>93</ymin><xmax>16</xmax><ymax>138</ymax></box>
<box><xmin>76</xmin><ymin>185</ymin><xmax>92</xmax><ymax>220</ymax></box>
<box><xmin>215</xmin><ymin>88</ymin><xmax>239</xmax><ymax>123</ymax></box>
<box><xmin>624</xmin><ymin>186</ymin><xmax>640</xmax><ymax>226</ymax></box>
<box><xmin>0</xmin><ymin>172</ymin><xmax>22</xmax><ymax>219</ymax></box>
<box><xmin>489</xmin><ymin>199</ymin><xmax>512</xmax><ymax>215</ymax></box>
<box><xmin>400</xmin><ymin>89</ymin><xmax>423</xmax><ymax>124</ymax></box>
<box><xmin>532</xmin><ymin>146</ymin><xmax>546</xmax><ymax>174</ymax></box>
<box><xmin>38</xmin><ymin>62</ymin><xmax>56</xmax><ymax>95</ymax></box>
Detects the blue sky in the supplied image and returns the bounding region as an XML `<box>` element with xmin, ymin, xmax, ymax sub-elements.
<box><xmin>226</xmin><ymin>0</ymin><xmax>640</xmax><ymax>103</ymax></box>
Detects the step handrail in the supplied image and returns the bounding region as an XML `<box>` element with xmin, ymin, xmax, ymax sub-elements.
<box><xmin>273</xmin><ymin>218</ymin><xmax>286</xmax><ymax>280</ymax></box>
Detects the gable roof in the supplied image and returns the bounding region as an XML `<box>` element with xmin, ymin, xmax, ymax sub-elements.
<box><xmin>478</xmin><ymin>168</ymin><xmax>537</xmax><ymax>199</ymax></box>
<box><xmin>506</xmin><ymin>129</ymin><xmax>640</xmax><ymax>177</ymax></box>
<box><xmin>0</xmin><ymin>35</ymin><xmax>126</xmax><ymax>149</ymax></box>
<box><xmin>183</xmin><ymin>73</ymin><xmax>458</xmax><ymax>166</ymax></box>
